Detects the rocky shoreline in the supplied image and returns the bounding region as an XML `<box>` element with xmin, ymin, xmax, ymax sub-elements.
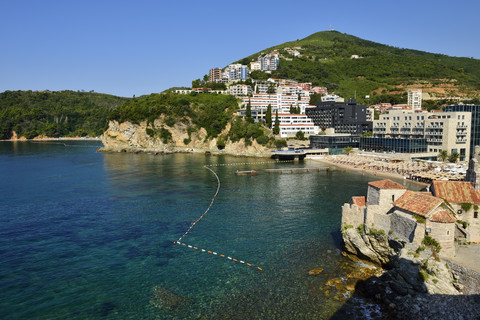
<box><xmin>97</xmin><ymin>145</ymin><xmax>272</xmax><ymax>158</ymax></box>
<box><xmin>100</xmin><ymin>120</ymin><xmax>275</xmax><ymax>158</ymax></box>
<box><xmin>341</xmin><ymin>228</ymin><xmax>480</xmax><ymax>319</ymax></box>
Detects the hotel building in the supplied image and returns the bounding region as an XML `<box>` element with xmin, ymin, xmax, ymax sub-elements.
<box><xmin>370</xmin><ymin>109</ymin><xmax>471</xmax><ymax>161</ymax></box>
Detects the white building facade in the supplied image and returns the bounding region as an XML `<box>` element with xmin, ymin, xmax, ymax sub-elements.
<box><xmin>241</xmin><ymin>93</ymin><xmax>313</xmax><ymax>120</ymax></box>
<box><xmin>227</xmin><ymin>84</ymin><xmax>252</xmax><ymax>96</ymax></box>
<box><xmin>408</xmin><ymin>89</ymin><xmax>422</xmax><ymax>111</ymax></box>
<box><xmin>373</xmin><ymin>109</ymin><xmax>471</xmax><ymax>161</ymax></box>
<box><xmin>272</xmin><ymin>113</ymin><xmax>319</xmax><ymax>138</ymax></box>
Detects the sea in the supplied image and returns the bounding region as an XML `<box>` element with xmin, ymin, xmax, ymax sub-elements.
<box><xmin>0</xmin><ymin>141</ymin><xmax>422</xmax><ymax>319</ymax></box>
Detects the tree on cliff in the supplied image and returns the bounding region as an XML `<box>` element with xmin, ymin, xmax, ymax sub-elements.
<box><xmin>273</xmin><ymin>110</ymin><xmax>280</xmax><ymax>135</ymax></box>
<box><xmin>265</xmin><ymin>104</ymin><xmax>272</xmax><ymax>128</ymax></box>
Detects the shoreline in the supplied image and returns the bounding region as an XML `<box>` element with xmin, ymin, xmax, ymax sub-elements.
<box><xmin>1</xmin><ymin>137</ymin><xmax>102</xmax><ymax>142</ymax></box>
<box><xmin>310</xmin><ymin>156</ymin><xmax>429</xmax><ymax>187</ymax></box>
<box><xmin>97</xmin><ymin>145</ymin><xmax>273</xmax><ymax>158</ymax></box>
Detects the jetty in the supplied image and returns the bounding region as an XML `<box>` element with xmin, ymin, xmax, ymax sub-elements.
<box><xmin>235</xmin><ymin>167</ymin><xmax>333</xmax><ymax>175</ymax></box>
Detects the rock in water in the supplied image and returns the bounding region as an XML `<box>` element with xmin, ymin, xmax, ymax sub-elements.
<box><xmin>151</xmin><ymin>286</ymin><xmax>188</xmax><ymax>310</ymax></box>
<box><xmin>308</xmin><ymin>267</ymin><xmax>324</xmax><ymax>275</ymax></box>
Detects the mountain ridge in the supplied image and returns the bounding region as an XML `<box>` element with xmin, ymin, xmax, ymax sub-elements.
<box><xmin>235</xmin><ymin>31</ymin><xmax>480</xmax><ymax>103</ymax></box>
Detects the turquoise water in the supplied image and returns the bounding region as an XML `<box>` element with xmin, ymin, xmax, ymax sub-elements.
<box><xmin>0</xmin><ymin>142</ymin><xmax>420</xmax><ymax>319</ymax></box>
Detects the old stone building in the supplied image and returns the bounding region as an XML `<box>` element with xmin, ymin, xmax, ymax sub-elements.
<box><xmin>431</xmin><ymin>180</ymin><xmax>480</xmax><ymax>243</ymax></box>
<box><xmin>342</xmin><ymin>179</ymin><xmax>458</xmax><ymax>258</ymax></box>
<box><xmin>466</xmin><ymin>146</ymin><xmax>480</xmax><ymax>191</ymax></box>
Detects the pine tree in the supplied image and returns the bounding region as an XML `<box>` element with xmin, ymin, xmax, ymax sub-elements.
<box><xmin>273</xmin><ymin>110</ymin><xmax>280</xmax><ymax>135</ymax></box>
<box><xmin>246</xmin><ymin>100</ymin><xmax>254</xmax><ymax>123</ymax></box>
<box><xmin>266</xmin><ymin>104</ymin><xmax>272</xmax><ymax>128</ymax></box>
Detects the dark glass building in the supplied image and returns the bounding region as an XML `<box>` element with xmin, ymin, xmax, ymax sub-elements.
<box><xmin>444</xmin><ymin>104</ymin><xmax>480</xmax><ymax>158</ymax></box>
<box><xmin>305</xmin><ymin>99</ymin><xmax>372</xmax><ymax>135</ymax></box>
<box><xmin>309</xmin><ymin>135</ymin><xmax>359</xmax><ymax>155</ymax></box>
<box><xmin>360</xmin><ymin>137</ymin><xmax>428</xmax><ymax>154</ymax></box>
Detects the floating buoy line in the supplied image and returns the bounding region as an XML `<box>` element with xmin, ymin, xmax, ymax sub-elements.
<box><xmin>29</xmin><ymin>141</ymin><xmax>100</xmax><ymax>148</ymax></box>
<box><xmin>174</xmin><ymin>160</ymin><xmax>294</xmax><ymax>271</ymax></box>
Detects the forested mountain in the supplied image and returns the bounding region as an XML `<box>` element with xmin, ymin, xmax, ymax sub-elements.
<box><xmin>237</xmin><ymin>31</ymin><xmax>480</xmax><ymax>104</ymax></box>
<box><xmin>0</xmin><ymin>90</ymin><xmax>130</xmax><ymax>139</ymax></box>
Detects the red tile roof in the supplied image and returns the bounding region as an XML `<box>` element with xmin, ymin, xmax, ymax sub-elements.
<box><xmin>368</xmin><ymin>179</ymin><xmax>407</xmax><ymax>190</ymax></box>
<box><xmin>432</xmin><ymin>181</ymin><xmax>480</xmax><ymax>204</ymax></box>
<box><xmin>351</xmin><ymin>196</ymin><xmax>366</xmax><ymax>207</ymax></box>
<box><xmin>394</xmin><ymin>191</ymin><xmax>443</xmax><ymax>217</ymax></box>
<box><xmin>430</xmin><ymin>210</ymin><xmax>457</xmax><ymax>223</ymax></box>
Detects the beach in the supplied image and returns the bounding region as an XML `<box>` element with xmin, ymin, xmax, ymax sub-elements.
<box><xmin>310</xmin><ymin>154</ymin><xmax>435</xmax><ymax>186</ymax></box>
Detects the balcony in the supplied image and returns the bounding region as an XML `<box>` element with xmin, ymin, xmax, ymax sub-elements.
<box><xmin>457</xmin><ymin>124</ymin><xmax>468</xmax><ymax>129</ymax></box>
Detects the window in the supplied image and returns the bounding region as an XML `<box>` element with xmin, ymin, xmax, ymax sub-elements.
<box><xmin>447</xmin><ymin>230</ymin><xmax>450</xmax><ymax>235</ymax></box>
<box><xmin>392</xmin><ymin>195</ymin><xmax>395</xmax><ymax>202</ymax></box>
<box><xmin>475</xmin><ymin>212</ymin><xmax>478</xmax><ymax>219</ymax></box>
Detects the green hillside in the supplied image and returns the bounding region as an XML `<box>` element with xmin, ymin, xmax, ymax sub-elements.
<box><xmin>0</xmin><ymin>90</ymin><xmax>130</xmax><ymax>139</ymax></box>
<box><xmin>108</xmin><ymin>92</ymin><xmax>275</xmax><ymax>147</ymax></box>
<box><xmin>237</xmin><ymin>31</ymin><xmax>480</xmax><ymax>103</ymax></box>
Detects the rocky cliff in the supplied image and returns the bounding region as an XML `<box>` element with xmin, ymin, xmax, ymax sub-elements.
<box><xmin>100</xmin><ymin>118</ymin><xmax>273</xmax><ymax>157</ymax></box>
<box><xmin>342</xmin><ymin>228</ymin><xmax>480</xmax><ymax>319</ymax></box>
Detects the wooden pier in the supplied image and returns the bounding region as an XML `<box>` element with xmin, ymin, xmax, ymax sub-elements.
<box><xmin>235</xmin><ymin>167</ymin><xmax>334</xmax><ymax>175</ymax></box>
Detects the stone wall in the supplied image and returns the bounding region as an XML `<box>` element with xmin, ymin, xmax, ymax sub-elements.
<box><xmin>370</xmin><ymin>210</ymin><xmax>391</xmax><ymax>234</ymax></box>
<box><xmin>341</xmin><ymin>203</ymin><xmax>365</xmax><ymax>228</ymax></box>
<box><xmin>390</xmin><ymin>210</ymin><xmax>421</xmax><ymax>243</ymax></box>
<box><xmin>379</xmin><ymin>189</ymin><xmax>407</xmax><ymax>208</ymax></box>
<box><xmin>449</xmin><ymin>203</ymin><xmax>480</xmax><ymax>243</ymax></box>
<box><xmin>427</xmin><ymin>220</ymin><xmax>456</xmax><ymax>259</ymax></box>
<box><xmin>366</xmin><ymin>186</ymin><xmax>380</xmax><ymax>206</ymax></box>
<box><xmin>446</xmin><ymin>261</ymin><xmax>480</xmax><ymax>295</ymax></box>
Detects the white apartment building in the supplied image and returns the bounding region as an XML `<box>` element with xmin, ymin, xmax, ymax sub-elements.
<box><xmin>272</xmin><ymin>113</ymin><xmax>319</xmax><ymax>138</ymax></box>
<box><xmin>366</xmin><ymin>107</ymin><xmax>374</xmax><ymax>122</ymax></box>
<box><xmin>258</xmin><ymin>53</ymin><xmax>280</xmax><ymax>71</ymax></box>
<box><xmin>255</xmin><ymin>83</ymin><xmax>274</xmax><ymax>94</ymax></box>
<box><xmin>408</xmin><ymin>89</ymin><xmax>422</xmax><ymax>111</ymax></box>
<box><xmin>321</xmin><ymin>94</ymin><xmax>345</xmax><ymax>102</ymax></box>
<box><xmin>250</xmin><ymin>61</ymin><xmax>261</xmax><ymax>71</ymax></box>
<box><xmin>227</xmin><ymin>84</ymin><xmax>252</xmax><ymax>96</ymax></box>
<box><xmin>241</xmin><ymin>93</ymin><xmax>312</xmax><ymax>120</ymax></box>
<box><xmin>373</xmin><ymin>109</ymin><xmax>471</xmax><ymax>160</ymax></box>
<box><xmin>223</xmin><ymin>64</ymin><xmax>250</xmax><ymax>82</ymax></box>
<box><xmin>277</xmin><ymin>85</ymin><xmax>310</xmax><ymax>97</ymax></box>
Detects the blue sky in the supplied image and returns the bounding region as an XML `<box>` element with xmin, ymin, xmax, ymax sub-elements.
<box><xmin>1</xmin><ymin>0</ymin><xmax>479</xmax><ymax>97</ymax></box>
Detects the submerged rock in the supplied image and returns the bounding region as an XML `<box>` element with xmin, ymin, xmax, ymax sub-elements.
<box><xmin>150</xmin><ymin>286</ymin><xmax>188</xmax><ymax>310</ymax></box>
<box><xmin>308</xmin><ymin>267</ymin><xmax>324</xmax><ymax>275</ymax></box>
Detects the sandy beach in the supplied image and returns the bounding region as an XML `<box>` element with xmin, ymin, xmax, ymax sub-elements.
<box><xmin>310</xmin><ymin>155</ymin><xmax>430</xmax><ymax>187</ymax></box>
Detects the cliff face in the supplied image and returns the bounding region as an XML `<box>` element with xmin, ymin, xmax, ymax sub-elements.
<box><xmin>341</xmin><ymin>228</ymin><xmax>480</xmax><ymax>319</ymax></box>
<box><xmin>342</xmin><ymin>228</ymin><xmax>460</xmax><ymax>294</ymax></box>
<box><xmin>101</xmin><ymin>119</ymin><xmax>273</xmax><ymax>156</ymax></box>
